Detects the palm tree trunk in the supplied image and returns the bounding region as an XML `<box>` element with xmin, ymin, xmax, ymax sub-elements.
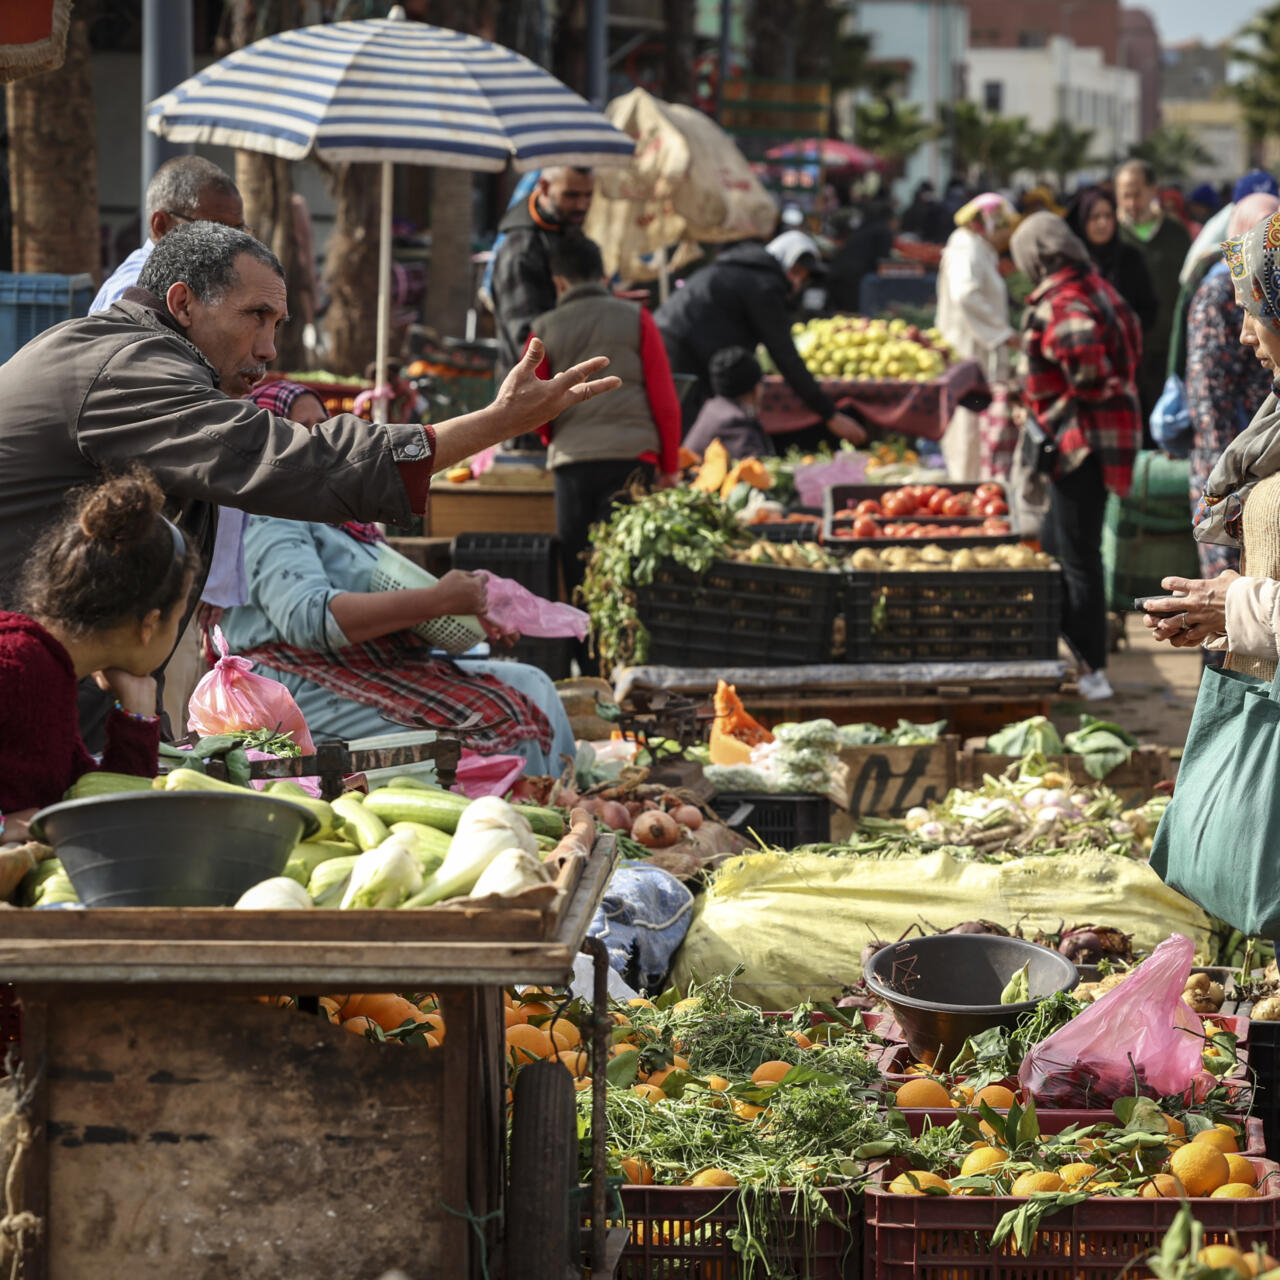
<box><xmin>320</xmin><ymin>162</ymin><xmax>381</xmax><ymax>377</ymax></box>
<box><xmin>6</xmin><ymin>10</ymin><xmax>98</xmax><ymax>277</ymax></box>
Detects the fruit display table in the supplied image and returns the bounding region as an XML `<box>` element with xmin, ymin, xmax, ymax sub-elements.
<box><xmin>759</xmin><ymin>358</ymin><xmax>991</xmax><ymax>438</ymax></box>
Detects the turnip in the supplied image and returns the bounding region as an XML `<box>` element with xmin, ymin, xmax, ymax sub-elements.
<box><xmin>918</xmin><ymin>821</ymin><xmax>947</xmax><ymax>842</ymax></box>
<box><xmin>1022</xmin><ymin>788</ymin><xmax>1048</xmax><ymax>811</ymax></box>
<box><xmin>904</xmin><ymin>806</ymin><xmax>930</xmax><ymax>832</ymax></box>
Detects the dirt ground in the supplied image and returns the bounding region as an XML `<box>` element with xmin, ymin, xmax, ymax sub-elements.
<box><xmin>1049</xmin><ymin>612</ymin><xmax>1204</xmax><ymax>752</ymax></box>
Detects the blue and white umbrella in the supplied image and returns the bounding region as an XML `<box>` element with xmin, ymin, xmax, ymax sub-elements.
<box><xmin>146</xmin><ymin>6</ymin><xmax>636</xmax><ymax>413</ymax></box>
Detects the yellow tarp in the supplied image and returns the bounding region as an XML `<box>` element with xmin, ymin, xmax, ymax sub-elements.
<box><xmin>672</xmin><ymin>850</ymin><xmax>1215</xmax><ymax>1009</ymax></box>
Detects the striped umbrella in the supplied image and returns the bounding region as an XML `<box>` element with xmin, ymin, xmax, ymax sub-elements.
<box><xmin>146</xmin><ymin>6</ymin><xmax>635</xmax><ymax>415</ymax></box>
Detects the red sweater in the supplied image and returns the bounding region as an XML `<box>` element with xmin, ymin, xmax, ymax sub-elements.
<box><xmin>0</xmin><ymin>611</ymin><xmax>160</xmax><ymax>815</ymax></box>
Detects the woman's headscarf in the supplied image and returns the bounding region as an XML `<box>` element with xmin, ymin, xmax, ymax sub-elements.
<box><xmin>1192</xmin><ymin>209</ymin><xmax>1280</xmax><ymax>549</ymax></box>
<box><xmin>246</xmin><ymin>378</ymin><xmax>326</xmax><ymax>419</ymax></box>
<box><xmin>953</xmin><ymin>192</ymin><xmax>1018</xmax><ymax>238</ymax></box>
<box><xmin>1009</xmin><ymin>212</ymin><xmax>1092</xmax><ymax>284</ymax></box>
<box><xmin>1228</xmin><ymin>193</ymin><xmax>1280</xmax><ymax>240</ymax></box>
<box><xmin>1021</xmin><ymin>185</ymin><xmax>1065</xmax><ymax>218</ymax></box>
<box><xmin>1066</xmin><ymin>187</ymin><xmax>1120</xmax><ymax>277</ymax></box>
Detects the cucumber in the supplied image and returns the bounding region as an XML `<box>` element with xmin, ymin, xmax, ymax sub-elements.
<box><xmin>384</xmin><ymin>775</ymin><xmax>438</xmax><ymax>791</ymax></box>
<box><xmin>512</xmin><ymin>804</ymin><xmax>566</xmax><ymax>840</ymax></box>
<box><xmin>282</xmin><ymin>839</ymin><xmax>359</xmax><ymax>885</ymax></box>
<box><xmin>389</xmin><ymin>821</ymin><xmax>453</xmax><ymax>859</ymax></box>
<box><xmin>331</xmin><ymin>794</ymin><xmax>389</xmax><ymax>851</ymax></box>
<box><xmin>264</xmin><ymin>782</ymin><xmax>345</xmax><ymax>842</ymax></box>
<box><xmin>364</xmin><ymin>787</ymin><xmax>470</xmax><ymax>833</ymax></box>
<box><xmin>164</xmin><ymin>767</ymin><xmax>250</xmax><ymax>794</ymax></box>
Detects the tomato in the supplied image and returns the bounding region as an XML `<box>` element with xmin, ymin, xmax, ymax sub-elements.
<box><xmin>927</xmin><ymin>488</ymin><xmax>952</xmax><ymax>515</ymax></box>
<box><xmin>982</xmin><ymin>498</ymin><xmax>1009</xmax><ymax>516</ymax></box>
<box><xmin>941</xmin><ymin>496</ymin><xmax>969</xmax><ymax>517</ymax></box>
<box><xmin>834</xmin><ymin>509</ymin><xmax>857</xmax><ymax>522</ymax></box>
<box><xmin>916</xmin><ymin>485</ymin><xmax>938</xmax><ymax>504</ymax></box>
<box><xmin>975</xmin><ymin>483</ymin><xmax>1003</xmax><ymax>502</ymax></box>
<box><xmin>852</xmin><ymin>516</ymin><xmax>880</xmax><ymax>539</ymax></box>
<box><xmin>903</xmin><ymin>523</ymin><xmax>925</xmax><ymax>538</ymax></box>
<box><xmin>882</xmin><ymin>492</ymin><xmax>913</xmax><ymax>518</ymax></box>
<box><xmin>854</xmin><ymin>499</ymin><xmax>882</xmax><ymax>518</ymax></box>
<box><xmin>984</xmin><ymin>520</ymin><xmax>1011</xmax><ymax>534</ymax></box>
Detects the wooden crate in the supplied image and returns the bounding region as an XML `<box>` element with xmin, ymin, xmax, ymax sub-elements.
<box><xmin>10</xmin><ymin>985</ymin><xmax>503</xmax><ymax>1280</ymax></box>
<box><xmin>840</xmin><ymin>737</ymin><xmax>960</xmax><ymax>819</ymax></box>
<box><xmin>958</xmin><ymin>743</ymin><xmax>1172</xmax><ymax>806</ymax></box>
<box><xmin>426</xmin><ymin>483</ymin><xmax>556</xmax><ymax>538</ymax></box>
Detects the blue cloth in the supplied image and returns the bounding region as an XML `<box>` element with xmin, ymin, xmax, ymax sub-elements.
<box><xmin>1188</xmin><ymin>183</ymin><xmax>1221</xmax><ymax>213</ymax></box>
<box><xmin>588</xmin><ymin>863</ymin><xmax>695</xmax><ymax>990</ymax></box>
<box><xmin>93</xmin><ymin>239</ymin><xmax>248</xmax><ymax>605</ymax></box>
<box><xmin>90</xmin><ymin>239</ymin><xmax>155</xmax><ymax>314</ymax></box>
<box><xmin>220</xmin><ymin>516</ymin><xmax>576</xmax><ymax>774</ymax></box>
<box><xmin>1234</xmin><ymin>170</ymin><xmax>1279</xmax><ymax>203</ymax></box>
<box><xmin>481</xmin><ymin>170</ymin><xmax>541</xmax><ymax>303</ymax></box>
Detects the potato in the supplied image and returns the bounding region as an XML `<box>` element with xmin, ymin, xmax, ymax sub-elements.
<box><xmin>1185</xmin><ymin>991</ymin><xmax>1221</xmax><ymax>1015</ymax></box>
<box><xmin>1205</xmin><ymin>981</ymin><xmax>1225</xmax><ymax>1006</ymax></box>
<box><xmin>851</xmin><ymin>548</ymin><xmax>880</xmax><ymax>572</ymax></box>
<box><xmin>951</xmin><ymin>549</ymin><xmax>977</xmax><ymax>571</ymax></box>
<box><xmin>1252</xmin><ymin>997</ymin><xmax>1280</xmax><ymax>1021</ymax></box>
<box><xmin>1184</xmin><ymin>973</ymin><xmax>1211</xmax><ymax>995</ymax></box>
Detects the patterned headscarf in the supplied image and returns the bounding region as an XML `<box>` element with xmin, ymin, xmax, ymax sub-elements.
<box><xmin>246</xmin><ymin>378</ymin><xmax>326</xmax><ymax>419</ymax></box>
<box><xmin>953</xmin><ymin>192</ymin><xmax>1018</xmax><ymax>238</ymax></box>
<box><xmin>1222</xmin><ymin>209</ymin><xmax>1280</xmax><ymax>333</ymax></box>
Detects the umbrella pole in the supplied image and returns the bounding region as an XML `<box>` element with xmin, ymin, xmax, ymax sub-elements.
<box><xmin>374</xmin><ymin>159</ymin><xmax>393</xmax><ymax>424</ymax></box>
<box><xmin>657</xmin><ymin>241</ymin><xmax>669</xmax><ymax>306</ymax></box>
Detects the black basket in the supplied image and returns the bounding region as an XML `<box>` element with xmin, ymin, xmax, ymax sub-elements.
<box><xmin>845</xmin><ymin>567</ymin><xmax>1061</xmax><ymax>663</ymax></box>
<box><xmin>1235</xmin><ymin>1006</ymin><xmax>1280</xmax><ymax>1160</ymax></box>
<box><xmin>452</xmin><ymin>532</ymin><xmax>559</xmax><ymax>599</ymax></box>
<box><xmin>757</xmin><ymin>519</ymin><xmax>822</xmax><ymax>543</ymax></box>
<box><xmin>710</xmin><ymin>793</ymin><xmax>832</xmax><ymax>846</ymax></box>
<box><xmin>636</xmin><ymin>559</ymin><xmax>843</xmax><ymax>667</ymax></box>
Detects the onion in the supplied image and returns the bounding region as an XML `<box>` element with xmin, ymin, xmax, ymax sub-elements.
<box><xmin>904</xmin><ymin>806</ymin><xmax>930</xmax><ymax>831</ymax></box>
<box><xmin>1022</xmin><ymin>788</ymin><xmax>1048</xmax><ymax>811</ymax></box>
<box><xmin>599</xmin><ymin>800</ymin><xmax>632</xmax><ymax>831</ymax></box>
<box><xmin>1108</xmin><ymin>820</ymin><xmax>1132</xmax><ymax>837</ymax></box>
<box><xmin>1037</xmin><ymin>805</ymin><xmax>1069</xmax><ymax>822</ymax></box>
<box><xmin>918</xmin><ymin>821</ymin><xmax>946</xmax><ymax>842</ymax></box>
<box><xmin>633</xmin><ymin>810</ymin><xmax>680</xmax><ymax>848</ymax></box>
<box><xmin>578</xmin><ymin>797</ymin><xmax>604</xmax><ymax>816</ymax></box>
<box><xmin>671</xmin><ymin>804</ymin><xmax>703</xmax><ymax>830</ymax></box>
<box><xmin>1070</xmin><ymin>793</ymin><xmax>1091</xmax><ymax>810</ymax></box>
<box><xmin>1040</xmin><ymin>789</ymin><xmax>1067</xmax><ymax>809</ymax></box>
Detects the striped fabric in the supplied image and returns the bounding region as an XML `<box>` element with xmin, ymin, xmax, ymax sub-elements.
<box><xmin>146</xmin><ymin>17</ymin><xmax>635</xmax><ymax>172</ymax></box>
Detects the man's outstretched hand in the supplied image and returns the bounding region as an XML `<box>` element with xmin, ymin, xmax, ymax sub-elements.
<box><xmin>494</xmin><ymin>338</ymin><xmax>622</xmax><ymax>435</ymax></box>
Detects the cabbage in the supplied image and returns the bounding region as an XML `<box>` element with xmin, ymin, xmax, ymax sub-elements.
<box><xmin>987</xmin><ymin>716</ymin><xmax>1065</xmax><ymax>757</ymax></box>
<box><xmin>402</xmin><ymin>797</ymin><xmax>537</xmax><ymax>906</ymax></box>
<box><xmin>236</xmin><ymin>877</ymin><xmax>313</xmax><ymax>910</ymax></box>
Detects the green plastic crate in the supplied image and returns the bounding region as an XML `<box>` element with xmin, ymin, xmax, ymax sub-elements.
<box><xmin>1102</xmin><ymin>451</ymin><xmax>1199</xmax><ymax>610</ymax></box>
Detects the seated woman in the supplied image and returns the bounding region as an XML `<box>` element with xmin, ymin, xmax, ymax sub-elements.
<box><xmin>0</xmin><ymin>467</ymin><xmax>199</xmax><ymax>841</ymax></box>
<box><xmin>221</xmin><ymin>380</ymin><xmax>575</xmax><ymax>775</ymax></box>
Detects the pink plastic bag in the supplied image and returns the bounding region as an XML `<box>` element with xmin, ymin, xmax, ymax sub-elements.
<box><xmin>452</xmin><ymin>750</ymin><xmax>526</xmax><ymax>799</ymax></box>
<box><xmin>187</xmin><ymin>626</ymin><xmax>315</xmax><ymax>753</ymax></box>
<box><xmin>477</xmin><ymin>571</ymin><xmax>588</xmax><ymax>640</ymax></box>
<box><xmin>1018</xmin><ymin>934</ymin><xmax>1205</xmax><ymax>1107</ymax></box>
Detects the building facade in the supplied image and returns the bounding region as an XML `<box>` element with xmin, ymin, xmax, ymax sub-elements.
<box><xmin>1119</xmin><ymin>7</ymin><xmax>1161</xmax><ymax>140</ymax></box>
<box><xmin>964</xmin><ymin>0</ymin><xmax>1120</xmax><ymax>63</ymax></box>
<box><xmin>1160</xmin><ymin>41</ymin><xmax>1248</xmax><ymax>188</ymax></box>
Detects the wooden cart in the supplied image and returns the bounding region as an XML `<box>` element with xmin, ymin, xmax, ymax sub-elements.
<box><xmin>0</xmin><ymin>835</ymin><xmax>618</xmax><ymax>1280</ymax></box>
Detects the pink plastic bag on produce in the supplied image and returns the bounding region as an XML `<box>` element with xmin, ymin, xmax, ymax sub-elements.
<box><xmin>476</xmin><ymin>571</ymin><xmax>588</xmax><ymax>639</ymax></box>
<box><xmin>452</xmin><ymin>750</ymin><xmax>526</xmax><ymax>799</ymax></box>
<box><xmin>1018</xmin><ymin>934</ymin><xmax>1204</xmax><ymax>1107</ymax></box>
<box><xmin>187</xmin><ymin>626</ymin><xmax>315</xmax><ymax>753</ymax></box>
<box><xmin>793</xmin><ymin>452</ymin><xmax>869</xmax><ymax>509</ymax></box>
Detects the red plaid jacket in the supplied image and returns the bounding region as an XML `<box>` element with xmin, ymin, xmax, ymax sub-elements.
<box><xmin>1018</xmin><ymin>266</ymin><xmax>1142</xmax><ymax>497</ymax></box>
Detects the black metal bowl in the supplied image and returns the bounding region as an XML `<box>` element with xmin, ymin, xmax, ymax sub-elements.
<box><xmin>29</xmin><ymin>791</ymin><xmax>320</xmax><ymax>908</ymax></box>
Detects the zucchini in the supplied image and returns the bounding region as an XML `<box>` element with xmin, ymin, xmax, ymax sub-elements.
<box><xmin>264</xmin><ymin>782</ymin><xmax>345</xmax><ymax>842</ymax></box>
<box><xmin>512</xmin><ymin>804</ymin><xmax>566</xmax><ymax>840</ymax></box>
<box><xmin>384</xmin><ymin>775</ymin><xmax>438</xmax><ymax>791</ymax></box>
<box><xmin>364</xmin><ymin>787</ymin><xmax>470</xmax><ymax>833</ymax></box>
<box><xmin>331</xmin><ymin>794</ymin><xmax>389</xmax><ymax>851</ymax></box>
<box><xmin>65</xmin><ymin>771</ymin><xmax>155</xmax><ymax>800</ymax></box>
<box><xmin>389</xmin><ymin>821</ymin><xmax>453</xmax><ymax>859</ymax></box>
<box><xmin>164</xmin><ymin>767</ymin><xmax>250</xmax><ymax>794</ymax></box>
<box><xmin>282</xmin><ymin>839</ymin><xmax>359</xmax><ymax>886</ymax></box>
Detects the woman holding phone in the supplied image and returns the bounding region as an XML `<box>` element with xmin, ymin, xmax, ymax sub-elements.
<box><xmin>1147</xmin><ymin>208</ymin><xmax>1280</xmax><ymax>666</ymax></box>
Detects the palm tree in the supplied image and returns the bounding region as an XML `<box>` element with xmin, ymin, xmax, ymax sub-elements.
<box><xmin>1032</xmin><ymin>121</ymin><xmax>1097</xmax><ymax>191</ymax></box>
<box><xmin>6</xmin><ymin>6</ymin><xmax>99</xmax><ymax>277</ymax></box>
<box><xmin>1127</xmin><ymin>127</ymin><xmax>1213</xmax><ymax>181</ymax></box>
<box><xmin>1230</xmin><ymin>4</ymin><xmax>1280</xmax><ymax>154</ymax></box>
<box><xmin>854</xmin><ymin>101</ymin><xmax>939</xmax><ymax>166</ymax></box>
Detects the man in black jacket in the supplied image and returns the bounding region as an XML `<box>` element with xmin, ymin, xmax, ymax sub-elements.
<box><xmin>654</xmin><ymin>232</ymin><xmax>865</xmax><ymax>441</ymax></box>
<box><xmin>490</xmin><ymin>166</ymin><xmax>594</xmax><ymax>376</ymax></box>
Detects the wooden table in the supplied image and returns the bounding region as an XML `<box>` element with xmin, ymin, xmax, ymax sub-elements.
<box><xmin>427</xmin><ymin>480</ymin><xmax>556</xmax><ymax>538</ymax></box>
<box><xmin>0</xmin><ymin>837</ymin><xmax>617</xmax><ymax>1280</ymax></box>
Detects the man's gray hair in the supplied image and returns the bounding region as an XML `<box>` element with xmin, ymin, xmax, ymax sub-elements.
<box><xmin>137</xmin><ymin>221</ymin><xmax>283</xmax><ymax>304</ymax></box>
<box><xmin>1115</xmin><ymin>158</ymin><xmax>1157</xmax><ymax>189</ymax></box>
<box><xmin>145</xmin><ymin>155</ymin><xmax>239</xmax><ymax>221</ymax></box>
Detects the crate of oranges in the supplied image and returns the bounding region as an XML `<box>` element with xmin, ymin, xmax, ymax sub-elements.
<box><xmin>864</xmin><ymin>1096</ymin><xmax>1280</xmax><ymax>1279</ymax></box>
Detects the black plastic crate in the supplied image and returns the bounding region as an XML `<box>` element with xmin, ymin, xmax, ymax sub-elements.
<box><xmin>503</xmin><ymin>636</ymin><xmax>574</xmax><ymax>681</ymax></box>
<box><xmin>636</xmin><ymin>559</ymin><xmax>843</xmax><ymax>667</ymax></box>
<box><xmin>1234</xmin><ymin>1003</ymin><xmax>1280</xmax><ymax>1160</ymax></box>
<box><xmin>844</xmin><ymin>567</ymin><xmax>1061</xmax><ymax>663</ymax></box>
<box><xmin>823</xmin><ymin>481</ymin><xmax>1012</xmax><ymax>547</ymax></box>
<box><xmin>452</xmin><ymin>532</ymin><xmax>559</xmax><ymax>599</ymax></box>
<box><xmin>711</xmin><ymin>793</ymin><xmax>833</xmax><ymax>846</ymax></box>
<box><xmin>757</xmin><ymin>519</ymin><xmax>822</xmax><ymax>543</ymax></box>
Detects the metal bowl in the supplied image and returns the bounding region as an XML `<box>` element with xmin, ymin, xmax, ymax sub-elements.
<box><xmin>863</xmin><ymin>933</ymin><xmax>1079</xmax><ymax>1069</ymax></box>
<box><xmin>29</xmin><ymin>791</ymin><xmax>319</xmax><ymax>908</ymax></box>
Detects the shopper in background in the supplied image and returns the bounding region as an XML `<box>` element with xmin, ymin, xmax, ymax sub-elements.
<box><xmin>1065</xmin><ymin>187</ymin><xmax>1157</xmax><ymax>339</ymax></box>
<box><xmin>936</xmin><ymin>192</ymin><xmax>1018</xmax><ymax>482</ymax></box>
<box><xmin>826</xmin><ymin>200</ymin><xmax>897</xmax><ymax>314</ymax></box>
<box><xmin>0</xmin><ymin>467</ymin><xmax>199</xmax><ymax>841</ymax></box>
<box><xmin>1011</xmin><ymin>213</ymin><xmax>1142</xmax><ymax>702</ymax></box>
<box><xmin>527</xmin><ymin>234</ymin><xmax>681</xmax><ymax>601</ymax></box>
<box><xmin>1115</xmin><ymin>159</ymin><xmax>1192</xmax><ymax>428</ymax></box>
<box><xmin>654</xmin><ymin>231</ymin><xmax>865</xmax><ymax>442</ymax></box>
<box><xmin>900</xmin><ymin>180</ymin><xmax>950</xmax><ymax>244</ymax></box>
<box><xmin>490</xmin><ymin>166</ymin><xmax>595</xmax><ymax>377</ymax></box>
<box><xmin>1186</xmin><ymin>183</ymin><xmax>1222</xmax><ymax>231</ymax></box>
<box><xmin>1184</xmin><ymin>194</ymin><xmax>1280</xmax><ymax>579</ymax></box>
<box><xmin>685</xmin><ymin>347</ymin><xmax>773</xmax><ymax>461</ymax></box>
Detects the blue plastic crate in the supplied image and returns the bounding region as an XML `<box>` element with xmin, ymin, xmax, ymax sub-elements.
<box><xmin>0</xmin><ymin>271</ymin><xmax>96</xmax><ymax>364</ymax></box>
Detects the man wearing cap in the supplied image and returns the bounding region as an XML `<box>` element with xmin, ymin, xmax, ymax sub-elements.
<box><xmin>684</xmin><ymin>347</ymin><xmax>773</xmax><ymax>460</ymax></box>
<box><xmin>654</xmin><ymin>231</ymin><xmax>866</xmax><ymax>442</ymax></box>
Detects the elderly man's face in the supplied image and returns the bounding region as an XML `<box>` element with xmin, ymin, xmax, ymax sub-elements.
<box><xmin>167</xmin><ymin>253</ymin><xmax>288</xmax><ymax>397</ymax></box>
<box><xmin>151</xmin><ymin>188</ymin><xmax>247</xmax><ymax>242</ymax></box>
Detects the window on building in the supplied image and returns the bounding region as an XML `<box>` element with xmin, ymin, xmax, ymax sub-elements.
<box><xmin>972</xmin><ymin>26</ymin><xmax>1000</xmax><ymax>45</ymax></box>
<box><xmin>983</xmin><ymin>80</ymin><xmax>1003</xmax><ymax>113</ymax></box>
<box><xmin>1017</xmin><ymin>29</ymin><xmax>1047</xmax><ymax>48</ymax></box>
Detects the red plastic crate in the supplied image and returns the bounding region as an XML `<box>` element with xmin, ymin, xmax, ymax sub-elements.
<box><xmin>616</xmin><ymin>1184</ymin><xmax>860</xmax><ymax>1280</ymax></box>
<box><xmin>890</xmin><ymin>1108</ymin><xmax>1267</xmax><ymax>1159</ymax></box>
<box><xmin>864</xmin><ymin>1156</ymin><xmax>1280</xmax><ymax>1279</ymax></box>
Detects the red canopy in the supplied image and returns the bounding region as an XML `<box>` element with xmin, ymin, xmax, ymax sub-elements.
<box><xmin>0</xmin><ymin>0</ymin><xmax>71</xmax><ymax>83</ymax></box>
<box><xmin>763</xmin><ymin>138</ymin><xmax>884</xmax><ymax>172</ymax></box>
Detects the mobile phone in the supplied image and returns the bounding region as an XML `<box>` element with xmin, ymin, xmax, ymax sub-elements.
<box><xmin>1133</xmin><ymin>593</ymin><xmax>1187</xmax><ymax>610</ymax></box>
